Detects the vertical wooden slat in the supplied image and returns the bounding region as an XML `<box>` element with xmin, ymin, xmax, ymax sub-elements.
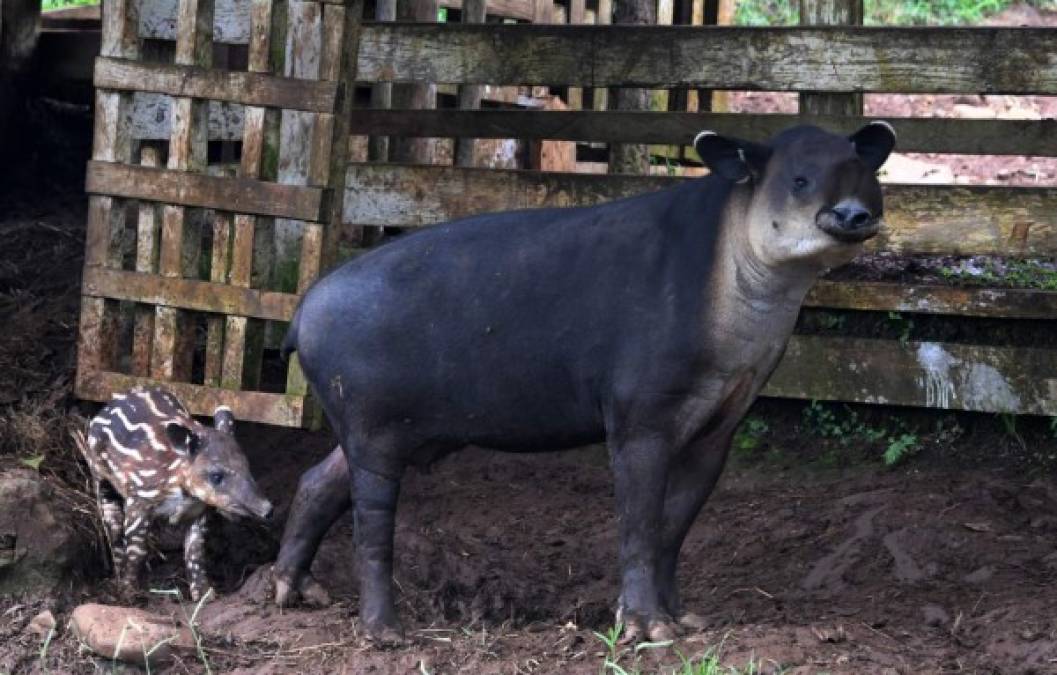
<box><xmin>454</xmin><ymin>0</ymin><xmax>486</xmax><ymax>168</ymax></box>
<box><xmin>204</xmin><ymin>212</ymin><xmax>232</xmax><ymax>386</ymax></box>
<box><xmin>709</xmin><ymin>0</ymin><xmax>735</xmax><ymax>113</ymax></box>
<box><xmin>285</xmin><ymin>222</ymin><xmax>322</xmax><ymax>395</ymax></box>
<box><xmin>76</xmin><ymin>0</ymin><xmax>140</xmax><ymax>395</ymax></box>
<box><xmin>799</xmin><ymin>0</ymin><xmax>863</xmax><ymax>115</ymax></box>
<box><xmin>592</xmin><ymin>0</ymin><xmax>611</xmax><ymax>111</ymax></box>
<box><xmin>392</xmin><ymin>0</ymin><xmax>438</xmax><ymax>164</ymax></box>
<box><xmin>367</xmin><ymin>0</ymin><xmax>396</xmax><ymax>162</ymax></box>
<box><xmin>565</xmin><ymin>0</ymin><xmax>585</xmax><ymax>110</ymax></box>
<box><xmin>131</xmin><ymin>146</ymin><xmax>160</xmax><ymax>376</ymax></box>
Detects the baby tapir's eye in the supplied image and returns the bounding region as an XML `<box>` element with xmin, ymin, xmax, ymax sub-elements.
<box><xmin>792</xmin><ymin>176</ymin><xmax>811</xmax><ymax>192</ymax></box>
<box><xmin>207</xmin><ymin>470</ymin><xmax>225</xmax><ymax>487</ymax></box>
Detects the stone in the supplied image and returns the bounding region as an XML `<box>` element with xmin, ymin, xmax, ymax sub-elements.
<box><xmin>921</xmin><ymin>604</ymin><xmax>950</xmax><ymax>627</ymax></box>
<box><xmin>70</xmin><ymin>604</ymin><xmax>195</xmax><ymax>666</ymax></box>
<box><xmin>0</xmin><ymin>469</ymin><xmax>94</xmax><ymax>594</ymax></box>
<box><xmin>26</xmin><ymin>610</ymin><xmax>57</xmax><ymax>638</ymax></box>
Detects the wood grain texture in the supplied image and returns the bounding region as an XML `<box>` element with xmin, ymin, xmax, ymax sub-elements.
<box><xmin>341</xmin><ymin>164</ymin><xmax>1057</xmax><ymax>256</ymax></box>
<box><xmin>79</xmin><ymin>371</ymin><xmax>306</xmax><ymax>426</ymax></box>
<box><xmin>764</xmin><ymin>336</ymin><xmax>1057</xmax><ymax>415</ymax></box>
<box><xmin>798</xmin><ymin>0</ymin><xmax>862</xmax><ymax>115</ymax></box>
<box><xmin>345</xmin><ymin>109</ymin><xmax>1057</xmax><ymax>156</ymax></box>
<box><xmin>805</xmin><ymin>281</ymin><xmax>1057</xmax><ymax>319</ymax></box>
<box><xmin>85</xmin><ymin>161</ymin><xmax>324</xmax><ymax>221</ymax></box>
<box><xmin>356</xmin><ymin>24</ymin><xmax>1057</xmax><ymax>93</ymax></box>
<box><xmin>94</xmin><ymin>56</ymin><xmax>337</xmax><ymax>112</ymax></box>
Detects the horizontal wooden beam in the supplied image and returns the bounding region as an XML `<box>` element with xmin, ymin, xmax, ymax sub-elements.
<box><xmin>77</xmin><ymin>371</ymin><xmax>306</xmax><ymax>426</ymax></box>
<box><xmin>805</xmin><ymin>281</ymin><xmax>1057</xmax><ymax>319</ymax></box>
<box><xmin>343</xmin><ymin>164</ymin><xmax>1057</xmax><ymax>256</ymax></box>
<box><xmin>357</xmin><ymin>24</ymin><xmax>1057</xmax><ymax>93</ymax></box>
<box><xmin>86</xmin><ymin>161</ymin><xmax>324</xmax><ymax>221</ymax></box>
<box><xmin>82</xmin><ymin>267</ymin><xmax>299</xmax><ymax>321</ymax></box>
<box><xmin>348</xmin><ymin>110</ymin><xmax>1057</xmax><ymax>157</ymax></box>
<box><xmin>764</xmin><ymin>336</ymin><xmax>1057</xmax><ymax>416</ymax></box>
<box><xmin>94</xmin><ymin>56</ymin><xmax>337</xmax><ymax>113</ymax></box>
<box><xmin>138</xmin><ymin>0</ymin><xmax>535</xmax><ymax>43</ymax></box>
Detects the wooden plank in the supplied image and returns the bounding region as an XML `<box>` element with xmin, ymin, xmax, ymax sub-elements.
<box><xmin>285</xmin><ymin>223</ymin><xmax>323</xmax><ymax>395</ymax></box>
<box><xmin>439</xmin><ymin>0</ymin><xmax>534</xmax><ymax>20</ymax></box>
<box><xmin>83</xmin><ymin>266</ymin><xmax>299</xmax><ymax>321</ymax></box>
<box><xmin>342</xmin><ymin>164</ymin><xmax>1057</xmax><ymax>256</ymax></box>
<box><xmin>94</xmin><ymin>56</ymin><xmax>337</xmax><ymax>112</ymax></box>
<box><xmin>204</xmin><ymin>213</ymin><xmax>232</xmax><ymax>385</ymax></box>
<box><xmin>130</xmin><ymin>93</ymin><xmax>244</xmax><ymax>141</ymax></box>
<box><xmin>356</xmin><ymin>24</ymin><xmax>1057</xmax><ymax>93</ymax></box>
<box><xmin>799</xmin><ymin>0</ymin><xmax>862</xmax><ymax>116</ymax></box>
<box><xmin>131</xmin><ymin>146</ymin><xmax>161</xmax><ymax>377</ymax></box>
<box><xmin>80</xmin><ymin>371</ymin><xmax>305</xmax><ymax>426</ymax></box>
<box><xmin>763</xmin><ymin>336</ymin><xmax>1057</xmax><ymax>416</ymax></box>
<box><xmin>346</xmin><ymin>110</ymin><xmax>1057</xmax><ymax>156</ymax></box>
<box><xmin>367</xmin><ymin>0</ymin><xmax>395</xmax><ymax>162</ymax></box>
<box><xmin>805</xmin><ymin>281</ymin><xmax>1057</xmax><ymax>320</ymax></box>
<box><xmin>391</xmin><ymin>0</ymin><xmax>438</xmax><ymax>165</ymax></box>
<box><xmin>454</xmin><ymin>0</ymin><xmax>486</xmax><ymax>168</ymax></box>
<box><xmin>85</xmin><ymin>161</ymin><xmax>324</xmax><ymax>221</ymax></box>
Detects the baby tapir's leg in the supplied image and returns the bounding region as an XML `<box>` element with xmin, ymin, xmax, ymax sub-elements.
<box><xmin>96</xmin><ymin>479</ymin><xmax>126</xmax><ymax>575</ymax></box>
<box><xmin>119</xmin><ymin>501</ymin><xmax>151</xmax><ymax>593</ymax></box>
<box><xmin>274</xmin><ymin>445</ymin><xmax>349</xmax><ymax>607</ymax></box>
<box><xmin>184</xmin><ymin>514</ymin><xmax>211</xmax><ymax>601</ymax></box>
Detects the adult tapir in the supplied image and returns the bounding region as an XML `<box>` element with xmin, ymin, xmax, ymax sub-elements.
<box><xmin>273</xmin><ymin>123</ymin><xmax>896</xmax><ymax>643</ymax></box>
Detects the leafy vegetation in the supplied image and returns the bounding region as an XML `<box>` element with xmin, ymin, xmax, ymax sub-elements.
<box><xmin>939</xmin><ymin>259</ymin><xmax>1057</xmax><ymax>291</ymax></box>
<box><xmin>733</xmin><ymin>416</ymin><xmax>770</xmax><ymax>453</ymax></box>
<box><xmin>593</xmin><ymin>626</ymin><xmax>769</xmax><ymax>675</ymax></box>
<box><xmin>41</xmin><ymin>0</ymin><xmax>98</xmax><ymax>11</ymax></box>
<box><xmin>800</xmin><ymin>400</ymin><xmax>922</xmax><ymax>466</ymax></box>
<box><xmin>735</xmin><ymin>0</ymin><xmax>1057</xmax><ymax>25</ymax></box>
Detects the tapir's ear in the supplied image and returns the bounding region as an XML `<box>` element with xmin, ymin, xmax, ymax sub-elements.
<box><xmin>850</xmin><ymin>120</ymin><xmax>896</xmax><ymax>171</ymax></box>
<box><xmin>165</xmin><ymin>422</ymin><xmax>201</xmax><ymax>456</ymax></box>
<box><xmin>693</xmin><ymin>131</ymin><xmax>771</xmax><ymax>183</ymax></box>
<box><xmin>213</xmin><ymin>406</ymin><xmax>236</xmax><ymax>435</ymax></box>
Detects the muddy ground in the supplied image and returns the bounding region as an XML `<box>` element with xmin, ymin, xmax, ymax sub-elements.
<box><xmin>3</xmin><ymin>9</ymin><xmax>1057</xmax><ymax>670</ymax></box>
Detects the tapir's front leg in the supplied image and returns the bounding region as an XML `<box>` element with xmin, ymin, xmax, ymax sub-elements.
<box><xmin>609</xmin><ymin>434</ymin><xmax>674</xmax><ymax>643</ymax></box>
<box><xmin>95</xmin><ymin>480</ymin><xmax>126</xmax><ymax>576</ymax></box>
<box><xmin>119</xmin><ymin>502</ymin><xmax>151</xmax><ymax>597</ymax></box>
<box><xmin>274</xmin><ymin>445</ymin><xmax>350</xmax><ymax>607</ymax></box>
<box><xmin>184</xmin><ymin>514</ymin><xmax>212</xmax><ymax>601</ymax></box>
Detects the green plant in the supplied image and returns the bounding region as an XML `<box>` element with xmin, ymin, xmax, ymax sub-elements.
<box><xmin>42</xmin><ymin>0</ymin><xmax>98</xmax><ymax>11</ymax></box>
<box><xmin>998</xmin><ymin>412</ymin><xmax>1027</xmax><ymax>451</ymax></box>
<box><xmin>733</xmin><ymin>417</ymin><xmax>769</xmax><ymax>453</ymax></box>
<box><xmin>883</xmin><ymin>433</ymin><xmax>919</xmax><ymax>466</ymax></box>
<box><xmin>1049</xmin><ymin>417</ymin><xmax>1057</xmax><ymax>439</ymax></box>
<box><xmin>592</xmin><ymin>623</ymin><xmax>672</xmax><ymax>675</ymax></box>
<box><xmin>38</xmin><ymin>623</ymin><xmax>56</xmax><ymax>675</ymax></box>
<box><xmin>886</xmin><ymin>311</ymin><xmax>914</xmax><ymax>347</ymax></box>
<box><xmin>151</xmin><ymin>587</ymin><xmax>215</xmax><ymax>674</ymax></box>
<box><xmin>817</xmin><ymin>312</ymin><xmax>846</xmax><ymax>331</ymax></box>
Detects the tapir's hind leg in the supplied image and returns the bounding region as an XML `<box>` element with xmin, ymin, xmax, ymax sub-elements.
<box><xmin>348</xmin><ymin>451</ymin><xmax>405</xmax><ymax>644</ymax></box>
<box><xmin>274</xmin><ymin>445</ymin><xmax>351</xmax><ymax>607</ymax></box>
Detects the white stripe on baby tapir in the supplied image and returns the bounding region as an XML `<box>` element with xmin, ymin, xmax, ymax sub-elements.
<box><xmin>138</xmin><ymin>389</ymin><xmax>171</xmax><ymax>418</ymax></box>
<box><xmin>128</xmin><ymin>472</ymin><xmax>144</xmax><ymax>487</ymax></box>
<box><xmin>110</xmin><ymin>408</ymin><xmax>169</xmax><ymax>453</ymax></box>
<box><xmin>90</xmin><ymin>416</ymin><xmax>111</xmax><ymax>427</ymax></box>
<box><xmin>128</xmin><ymin>516</ymin><xmax>145</xmax><ymax>532</ymax></box>
<box><xmin>98</xmin><ymin>426</ymin><xmax>144</xmax><ymax>461</ymax></box>
<box><xmin>138</xmin><ymin>489</ymin><xmax>160</xmax><ymax>498</ymax></box>
<box><xmin>168</xmin><ymin>459</ymin><xmax>183</xmax><ymax>471</ymax></box>
<box><xmin>139</xmin><ymin>469</ymin><xmax>157</xmax><ymax>477</ymax></box>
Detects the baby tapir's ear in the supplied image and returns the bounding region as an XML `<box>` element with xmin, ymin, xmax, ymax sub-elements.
<box><xmin>165</xmin><ymin>422</ymin><xmax>201</xmax><ymax>456</ymax></box>
<box><xmin>213</xmin><ymin>406</ymin><xmax>236</xmax><ymax>435</ymax></box>
<box><xmin>693</xmin><ymin>131</ymin><xmax>772</xmax><ymax>183</ymax></box>
<box><xmin>850</xmin><ymin>120</ymin><xmax>896</xmax><ymax>172</ymax></box>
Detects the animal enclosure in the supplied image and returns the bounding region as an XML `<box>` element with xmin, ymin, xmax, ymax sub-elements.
<box><xmin>76</xmin><ymin>0</ymin><xmax>1057</xmax><ymax>426</ymax></box>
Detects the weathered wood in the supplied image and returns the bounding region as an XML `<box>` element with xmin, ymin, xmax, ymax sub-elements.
<box><xmin>764</xmin><ymin>336</ymin><xmax>1057</xmax><ymax>416</ymax></box>
<box><xmin>454</xmin><ymin>0</ymin><xmax>486</xmax><ymax>168</ymax></box>
<box><xmin>391</xmin><ymin>0</ymin><xmax>438</xmax><ymax>165</ymax></box>
<box><xmin>131</xmin><ymin>146</ymin><xmax>161</xmax><ymax>377</ymax></box>
<box><xmin>130</xmin><ymin>95</ymin><xmax>245</xmax><ymax>142</ymax></box>
<box><xmin>606</xmin><ymin>0</ymin><xmax>655</xmax><ymax>174</ymax></box>
<box><xmin>345</xmin><ymin>109</ymin><xmax>1057</xmax><ymax>156</ymax></box>
<box><xmin>82</xmin><ymin>267</ymin><xmax>299</xmax><ymax>321</ymax></box>
<box><xmin>439</xmin><ymin>0</ymin><xmax>533</xmax><ymax>20</ymax></box>
<box><xmin>805</xmin><ymin>281</ymin><xmax>1057</xmax><ymax>319</ymax></box>
<box><xmin>79</xmin><ymin>371</ymin><xmax>306</xmax><ymax>426</ymax></box>
<box><xmin>94</xmin><ymin>56</ymin><xmax>338</xmax><ymax>112</ymax></box>
<box><xmin>342</xmin><ymin>164</ymin><xmax>1057</xmax><ymax>256</ymax></box>
<box><xmin>285</xmin><ymin>223</ymin><xmax>323</xmax><ymax>395</ymax></box>
<box><xmin>356</xmin><ymin>25</ymin><xmax>1057</xmax><ymax>93</ymax></box>
<box><xmin>799</xmin><ymin>0</ymin><xmax>862</xmax><ymax>115</ymax></box>
<box><xmin>85</xmin><ymin>161</ymin><xmax>325</xmax><ymax>221</ymax></box>
<box><xmin>367</xmin><ymin>0</ymin><xmax>395</xmax><ymax>162</ymax></box>
<box><xmin>204</xmin><ymin>213</ymin><xmax>232</xmax><ymax>385</ymax></box>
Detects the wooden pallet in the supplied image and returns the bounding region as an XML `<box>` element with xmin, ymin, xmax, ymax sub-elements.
<box><xmin>76</xmin><ymin>0</ymin><xmax>361</xmax><ymax>425</ymax></box>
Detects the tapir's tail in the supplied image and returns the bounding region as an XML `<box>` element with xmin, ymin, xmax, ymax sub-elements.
<box><xmin>281</xmin><ymin>304</ymin><xmax>302</xmax><ymax>362</ymax></box>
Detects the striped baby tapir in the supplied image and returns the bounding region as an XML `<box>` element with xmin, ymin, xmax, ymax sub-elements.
<box><xmin>72</xmin><ymin>386</ymin><xmax>273</xmax><ymax>600</ymax></box>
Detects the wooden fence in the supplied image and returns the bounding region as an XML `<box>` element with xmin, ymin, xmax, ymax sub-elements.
<box><xmin>77</xmin><ymin>0</ymin><xmax>1057</xmax><ymax>425</ymax></box>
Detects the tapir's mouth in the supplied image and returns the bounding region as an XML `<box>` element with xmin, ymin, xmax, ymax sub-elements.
<box><xmin>816</xmin><ymin>213</ymin><xmax>882</xmax><ymax>243</ymax></box>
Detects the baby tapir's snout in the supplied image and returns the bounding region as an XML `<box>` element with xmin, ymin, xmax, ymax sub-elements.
<box><xmin>74</xmin><ymin>387</ymin><xmax>272</xmax><ymax>601</ymax></box>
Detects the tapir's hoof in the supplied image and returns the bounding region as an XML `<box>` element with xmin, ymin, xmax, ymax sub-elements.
<box><xmin>364</xmin><ymin>622</ymin><xmax>406</xmax><ymax>647</ymax></box>
<box><xmin>618</xmin><ymin>614</ymin><xmax>679</xmax><ymax>644</ymax></box>
<box><xmin>677</xmin><ymin>612</ymin><xmax>709</xmax><ymax>632</ymax></box>
<box><xmin>274</xmin><ymin>568</ymin><xmax>332</xmax><ymax>608</ymax></box>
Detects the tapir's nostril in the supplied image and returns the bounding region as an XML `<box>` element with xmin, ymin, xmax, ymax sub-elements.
<box><xmin>833</xmin><ymin>206</ymin><xmax>871</xmax><ymax>229</ymax></box>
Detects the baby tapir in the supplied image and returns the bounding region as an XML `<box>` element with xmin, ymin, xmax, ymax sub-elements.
<box><xmin>275</xmin><ymin>123</ymin><xmax>896</xmax><ymax>643</ymax></box>
<box><xmin>73</xmin><ymin>386</ymin><xmax>273</xmax><ymax>600</ymax></box>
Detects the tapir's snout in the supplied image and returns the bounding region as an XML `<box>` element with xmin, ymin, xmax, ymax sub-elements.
<box><xmin>816</xmin><ymin>198</ymin><xmax>881</xmax><ymax>243</ymax></box>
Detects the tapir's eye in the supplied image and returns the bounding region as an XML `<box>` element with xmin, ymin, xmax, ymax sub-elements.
<box><xmin>792</xmin><ymin>176</ymin><xmax>811</xmax><ymax>192</ymax></box>
<box><xmin>207</xmin><ymin>470</ymin><xmax>225</xmax><ymax>487</ymax></box>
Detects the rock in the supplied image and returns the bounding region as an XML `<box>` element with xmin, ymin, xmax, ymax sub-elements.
<box><xmin>0</xmin><ymin>469</ymin><xmax>95</xmax><ymax>594</ymax></box>
<box><xmin>26</xmin><ymin>610</ymin><xmax>57</xmax><ymax>638</ymax></box>
<box><xmin>963</xmin><ymin>566</ymin><xmax>994</xmax><ymax>584</ymax></box>
<box><xmin>70</xmin><ymin>604</ymin><xmax>195</xmax><ymax>666</ymax></box>
<box><xmin>921</xmin><ymin>604</ymin><xmax>950</xmax><ymax>627</ymax></box>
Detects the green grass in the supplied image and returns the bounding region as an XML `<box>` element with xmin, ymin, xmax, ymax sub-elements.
<box><xmin>939</xmin><ymin>259</ymin><xmax>1057</xmax><ymax>291</ymax></box>
<box><xmin>735</xmin><ymin>0</ymin><xmax>1057</xmax><ymax>25</ymax></box>
<box><xmin>593</xmin><ymin>625</ymin><xmax>771</xmax><ymax>675</ymax></box>
<box><xmin>42</xmin><ymin>0</ymin><xmax>97</xmax><ymax>12</ymax></box>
